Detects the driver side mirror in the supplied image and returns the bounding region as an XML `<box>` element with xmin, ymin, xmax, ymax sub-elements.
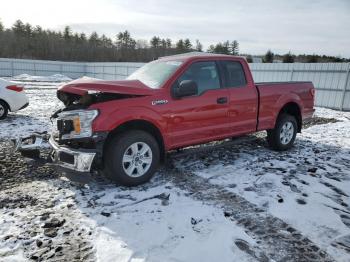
<box><xmin>172</xmin><ymin>80</ymin><xmax>198</xmax><ymax>98</ymax></box>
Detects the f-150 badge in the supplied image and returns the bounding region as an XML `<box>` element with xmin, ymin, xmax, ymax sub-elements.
<box><xmin>152</xmin><ymin>100</ymin><xmax>168</xmax><ymax>105</ymax></box>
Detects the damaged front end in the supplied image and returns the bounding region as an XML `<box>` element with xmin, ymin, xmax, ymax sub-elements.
<box><xmin>13</xmin><ymin>93</ymin><xmax>105</xmax><ymax>172</ymax></box>
<box><xmin>13</xmin><ymin>128</ymin><xmax>108</xmax><ymax>173</ymax></box>
<box><xmin>13</xmin><ymin>78</ymin><xmax>153</xmax><ymax>173</ymax></box>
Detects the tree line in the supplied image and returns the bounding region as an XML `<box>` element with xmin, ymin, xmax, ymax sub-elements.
<box><xmin>0</xmin><ymin>19</ymin><xmax>348</xmax><ymax>63</ymax></box>
<box><xmin>260</xmin><ymin>50</ymin><xmax>349</xmax><ymax>63</ymax></box>
<box><xmin>0</xmin><ymin>19</ymin><xmax>239</xmax><ymax>62</ymax></box>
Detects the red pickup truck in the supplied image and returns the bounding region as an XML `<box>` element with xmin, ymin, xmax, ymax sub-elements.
<box><xmin>16</xmin><ymin>53</ymin><xmax>315</xmax><ymax>186</ymax></box>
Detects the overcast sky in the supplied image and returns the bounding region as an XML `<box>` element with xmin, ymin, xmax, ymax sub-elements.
<box><xmin>1</xmin><ymin>0</ymin><xmax>349</xmax><ymax>57</ymax></box>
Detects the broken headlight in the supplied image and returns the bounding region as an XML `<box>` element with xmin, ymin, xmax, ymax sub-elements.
<box><xmin>57</xmin><ymin>109</ymin><xmax>98</xmax><ymax>139</ymax></box>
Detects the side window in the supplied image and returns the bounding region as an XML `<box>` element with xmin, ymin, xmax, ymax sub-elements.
<box><xmin>177</xmin><ymin>61</ymin><xmax>220</xmax><ymax>95</ymax></box>
<box><xmin>222</xmin><ymin>61</ymin><xmax>247</xmax><ymax>88</ymax></box>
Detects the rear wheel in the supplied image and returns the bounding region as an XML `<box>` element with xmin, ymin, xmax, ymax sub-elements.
<box><xmin>0</xmin><ymin>101</ymin><xmax>9</xmax><ymax>120</ymax></box>
<box><xmin>267</xmin><ymin>114</ymin><xmax>297</xmax><ymax>151</ymax></box>
<box><xmin>103</xmin><ymin>130</ymin><xmax>160</xmax><ymax>186</ymax></box>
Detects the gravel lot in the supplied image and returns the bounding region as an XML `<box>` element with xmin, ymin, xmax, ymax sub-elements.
<box><xmin>0</xmin><ymin>78</ymin><xmax>349</xmax><ymax>261</ymax></box>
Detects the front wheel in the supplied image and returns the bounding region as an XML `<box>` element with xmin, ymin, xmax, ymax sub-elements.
<box><xmin>103</xmin><ymin>130</ymin><xmax>160</xmax><ymax>186</ymax></box>
<box><xmin>267</xmin><ymin>114</ymin><xmax>297</xmax><ymax>151</ymax></box>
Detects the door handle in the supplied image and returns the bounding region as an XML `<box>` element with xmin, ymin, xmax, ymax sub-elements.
<box><xmin>217</xmin><ymin>97</ymin><xmax>228</xmax><ymax>104</ymax></box>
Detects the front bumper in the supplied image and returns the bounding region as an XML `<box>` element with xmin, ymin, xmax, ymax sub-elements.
<box><xmin>49</xmin><ymin>136</ymin><xmax>96</xmax><ymax>172</ymax></box>
<box><xmin>13</xmin><ymin>134</ymin><xmax>98</xmax><ymax>173</ymax></box>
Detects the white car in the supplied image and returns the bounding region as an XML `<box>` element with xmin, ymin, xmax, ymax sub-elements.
<box><xmin>0</xmin><ymin>78</ymin><xmax>29</xmax><ymax>120</ymax></box>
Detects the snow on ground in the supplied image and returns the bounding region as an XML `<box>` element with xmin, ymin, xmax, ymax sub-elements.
<box><xmin>0</xmin><ymin>83</ymin><xmax>61</xmax><ymax>139</ymax></box>
<box><xmin>0</xmin><ymin>78</ymin><xmax>350</xmax><ymax>261</ymax></box>
<box><xmin>175</xmin><ymin>109</ymin><xmax>350</xmax><ymax>261</ymax></box>
<box><xmin>12</xmin><ymin>74</ymin><xmax>72</xmax><ymax>82</ymax></box>
<box><xmin>80</xmin><ymin>183</ymin><xmax>255</xmax><ymax>262</ymax></box>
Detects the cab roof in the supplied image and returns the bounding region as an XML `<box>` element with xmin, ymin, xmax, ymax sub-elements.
<box><xmin>159</xmin><ymin>52</ymin><xmax>246</xmax><ymax>62</ymax></box>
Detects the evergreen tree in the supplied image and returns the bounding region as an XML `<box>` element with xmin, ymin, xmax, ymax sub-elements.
<box><xmin>184</xmin><ymin>39</ymin><xmax>192</xmax><ymax>51</ymax></box>
<box><xmin>230</xmin><ymin>40</ymin><xmax>239</xmax><ymax>55</ymax></box>
<box><xmin>211</xmin><ymin>41</ymin><xmax>230</xmax><ymax>54</ymax></box>
<box><xmin>89</xmin><ymin>32</ymin><xmax>100</xmax><ymax>47</ymax></box>
<box><xmin>24</xmin><ymin>23</ymin><xmax>32</xmax><ymax>37</ymax></box>
<box><xmin>222</xmin><ymin>41</ymin><xmax>230</xmax><ymax>54</ymax></box>
<box><xmin>207</xmin><ymin>45</ymin><xmax>215</xmax><ymax>53</ymax></box>
<box><xmin>195</xmin><ymin>39</ymin><xmax>203</xmax><ymax>52</ymax></box>
<box><xmin>101</xmin><ymin>34</ymin><xmax>113</xmax><ymax>48</ymax></box>
<box><xmin>116</xmin><ymin>31</ymin><xmax>135</xmax><ymax>49</ymax></box>
<box><xmin>176</xmin><ymin>39</ymin><xmax>185</xmax><ymax>52</ymax></box>
<box><xmin>264</xmin><ymin>50</ymin><xmax>274</xmax><ymax>63</ymax></box>
<box><xmin>79</xmin><ymin>33</ymin><xmax>87</xmax><ymax>42</ymax></box>
<box><xmin>33</xmin><ymin>25</ymin><xmax>43</xmax><ymax>34</ymax></box>
<box><xmin>150</xmin><ymin>36</ymin><xmax>161</xmax><ymax>48</ymax></box>
<box><xmin>63</xmin><ymin>26</ymin><xmax>72</xmax><ymax>40</ymax></box>
<box><xmin>307</xmin><ymin>54</ymin><xmax>318</xmax><ymax>63</ymax></box>
<box><xmin>161</xmin><ymin>39</ymin><xmax>167</xmax><ymax>49</ymax></box>
<box><xmin>12</xmin><ymin>20</ymin><xmax>26</xmax><ymax>35</ymax></box>
<box><xmin>283</xmin><ymin>52</ymin><xmax>294</xmax><ymax>63</ymax></box>
<box><xmin>166</xmin><ymin>38</ymin><xmax>172</xmax><ymax>49</ymax></box>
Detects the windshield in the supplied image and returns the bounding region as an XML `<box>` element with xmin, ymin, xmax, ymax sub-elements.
<box><xmin>127</xmin><ymin>60</ymin><xmax>183</xmax><ymax>89</ymax></box>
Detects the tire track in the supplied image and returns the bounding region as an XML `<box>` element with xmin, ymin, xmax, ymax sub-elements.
<box><xmin>165</xmin><ymin>165</ymin><xmax>334</xmax><ymax>261</ymax></box>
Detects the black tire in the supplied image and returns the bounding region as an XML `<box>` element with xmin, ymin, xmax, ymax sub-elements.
<box><xmin>103</xmin><ymin>130</ymin><xmax>160</xmax><ymax>186</ymax></box>
<box><xmin>267</xmin><ymin>114</ymin><xmax>297</xmax><ymax>151</ymax></box>
<box><xmin>0</xmin><ymin>100</ymin><xmax>9</xmax><ymax>120</ymax></box>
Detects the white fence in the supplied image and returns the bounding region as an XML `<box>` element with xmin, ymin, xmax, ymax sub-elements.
<box><xmin>0</xmin><ymin>58</ymin><xmax>349</xmax><ymax>111</ymax></box>
<box><xmin>0</xmin><ymin>58</ymin><xmax>143</xmax><ymax>80</ymax></box>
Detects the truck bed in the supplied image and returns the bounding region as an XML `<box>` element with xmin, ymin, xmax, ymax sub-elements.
<box><xmin>256</xmin><ymin>81</ymin><xmax>315</xmax><ymax>131</ymax></box>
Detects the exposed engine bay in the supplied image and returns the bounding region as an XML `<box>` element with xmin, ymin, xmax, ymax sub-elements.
<box><xmin>52</xmin><ymin>90</ymin><xmax>137</xmax><ymax>118</ymax></box>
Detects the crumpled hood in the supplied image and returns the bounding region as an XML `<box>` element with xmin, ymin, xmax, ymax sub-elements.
<box><xmin>58</xmin><ymin>77</ymin><xmax>157</xmax><ymax>96</ymax></box>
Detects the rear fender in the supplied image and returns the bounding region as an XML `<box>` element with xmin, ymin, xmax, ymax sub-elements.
<box><xmin>273</xmin><ymin>93</ymin><xmax>303</xmax><ymax>126</ymax></box>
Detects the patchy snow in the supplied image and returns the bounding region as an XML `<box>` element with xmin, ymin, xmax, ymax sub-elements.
<box><xmin>0</xmin><ymin>164</ymin><xmax>256</xmax><ymax>261</ymax></box>
<box><xmin>12</xmin><ymin>74</ymin><xmax>72</xmax><ymax>82</ymax></box>
<box><xmin>0</xmin><ymin>83</ymin><xmax>62</xmax><ymax>139</ymax></box>
<box><xmin>79</xmin><ymin>184</ymin><xmax>255</xmax><ymax>262</ymax></box>
<box><xmin>0</xmin><ymin>79</ymin><xmax>350</xmax><ymax>261</ymax></box>
<box><xmin>176</xmin><ymin>108</ymin><xmax>350</xmax><ymax>261</ymax></box>
<box><xmin>0</xmin><ymin>90</ymin><xmax>59</xmax><ymax>139</ymax></box>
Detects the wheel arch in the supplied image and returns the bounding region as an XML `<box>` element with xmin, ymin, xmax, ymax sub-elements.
<box><xmin>0</xmin><ymin>98</ymin><xmax>11</xmax><ymax>111</ymax></box>
<box><xmin>104</xmin><ymin>119</ymin><xmax>166</xmax><ymax>163</ymax></box>
<box><xmin>277</xmin><ymin>102</ymin><xmax>302</xmax><ymax>132</ymax></box>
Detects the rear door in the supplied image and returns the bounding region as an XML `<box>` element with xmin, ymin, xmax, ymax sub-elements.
<box><xmin>218</xmin><ymin>60</ymin><xmax>258</xmax><ymax>135</ymax></box>
<box><xmin>167</xmin><ymin>61</ymin><xmax>231</xmax><ymax>148</ymax></box>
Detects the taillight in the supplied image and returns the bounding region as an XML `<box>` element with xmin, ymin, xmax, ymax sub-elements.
<box><xmin>310</xmin><ymin>88</ymin><xmax>315</xmax><ymax>98</ymax></box>
<box><xmin>6</xmin><ymin>85</ymin><xmax>24</xmax><ymax>92</ymax></box>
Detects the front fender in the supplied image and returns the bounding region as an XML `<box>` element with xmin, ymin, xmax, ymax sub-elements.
<box><xmin>91</xmin><ymin>105</ymin><xmax>169</xmax><ymax>146</ymax></box>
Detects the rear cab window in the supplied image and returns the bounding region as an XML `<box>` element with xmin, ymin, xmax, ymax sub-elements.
<box><xmin>220</xmin><ymin>61</ymin><xmax>247</xmax><ymax>88</ymax></box>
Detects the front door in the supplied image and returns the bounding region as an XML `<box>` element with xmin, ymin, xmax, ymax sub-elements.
<box><xmin>166</xmin><ymin>61</ymin><xmax>231</xmax><ymax>149</ymax></box>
